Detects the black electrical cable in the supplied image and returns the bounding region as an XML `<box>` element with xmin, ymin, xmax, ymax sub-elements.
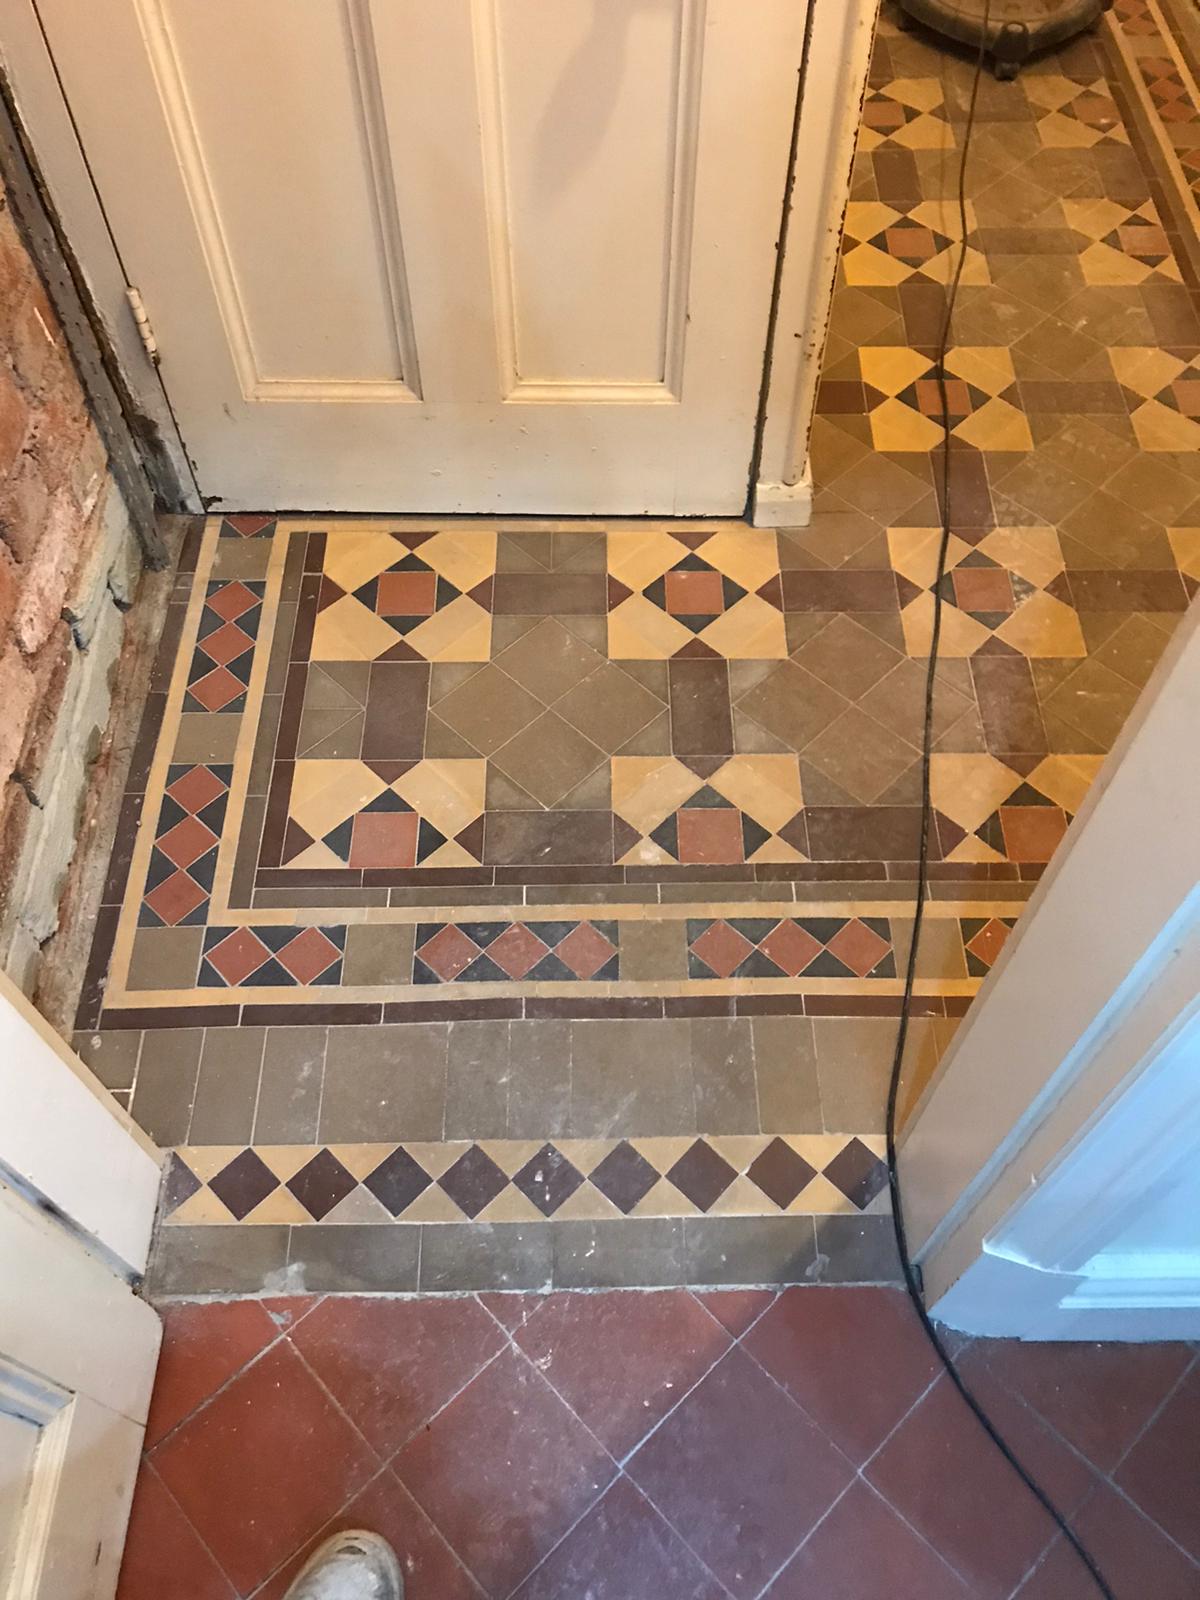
<box><xmin>882</xmin><ymin>17</ymin><xmax>1117</xmax><ymax>1600</ymax></box>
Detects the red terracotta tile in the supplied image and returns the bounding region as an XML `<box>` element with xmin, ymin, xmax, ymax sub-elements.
<box><xmin>290</xmin><ymin>1296</ymin><xmax>506</xmax><ymax>1459</ymax></box>
<box><xmin>972</xmin><ymin>1337</ymin><xmax>1194</xmax><ymax>1473</ymax></box>
<box><xmin>143</xmin><ymin>869</ymin><xmax>208</xmax><ymax>927</ymax></box>
<box><xmin>512</xmin><ymin>1476</ymin><xmax>724</xmax><ymax>1600</ymax></box>
<box><xmin>201</xmin><ymin>619</ymin><xmax>255</xmax><ymax>666</ymax></box>
<box><xmin>555</xmin><ymin>922</ymin><xmax>616</xmax><ymax>978</ymax></box>
<box><xmin>145</xmin><ymin>1300</ymin><xmax>278</xmax><ymax>1448</ymax></box>
<box><xmin>758</xmin><ymin>921</ymin><xmax>822</xmax><ymax>976</ymax></box>
<box><xmin>253</xmin><ymin>1467</ymin><xmax>483</xmax><ymax>1600</ymax></box>
<box><xmin>998</xmin><ymin>806</ymin><xmax>1068</xmax><ymax>862</ymax></box>
<box><xmin>676</xmin><ymin>809</ymin><xmax>744</xmax><ymax>865</ymax></box>
<box><xmin>259</xmin><ymin>1296</ymin><xmax>322</xmax><ymax>1332</ymax></box>
<box><xmin>1114</xmin><ymin>1362</ymin><xmax>1200</xmax><ymax>1562</ymax></box>
<box><xmin>689</xmin><ymin>921</ymin><xmax>754</xmax><ymax>978</ymax></box>
<box><xmin>1014</xmin><ymin>1482</ymin><xmax>1200</xmax><ymax>1600</ymax></box>
<box><xmin>476</xmin><ymin>1292</ymin><xmax>545</xmax><ymax>1333</ymax></box>
<box><xmin>206</xmin><ymin>581</ymin><xmax>258</xmax><ymax>622</ymax></box>
<box><xmin>347</xmin><ymin>810</ymin><xmax>419</xmax><ymax>869</ymax></box>
<box><xmin>513</xmin><ymin>1290</ymin><xmax>732</xmax><ymax>1459</ymax></box>
<box><xmin>864</xmin><ymin>1360</ymin><xmax>1098</xmax><ymax>1599</ymax></box>
<box><xmin>166</xmin><ymin>764</ymin><xmax>227</xmax><ymax>815</ymax></box>
<box><xmin>276</xmin><ymin>928</ymin><xmax>341</xmax><ymax>984</ymax></box>
<box><xmin>626</xmin><ymin>1346</ymin><xmax>853</xmax><ymax>1600</ymax></box>
<box><xmin>743</xmin><ymin>1287</ymin><xmax>940</xmax><ymax>1464</ymax></box>
<box><xmin>377</xmin><ymin>570</ymin><xmax>437</xmax><ymax>616</ymax></box>
<box><xmin>116</xmin><ymin>1465</ymin><xmax>235</xmax><ymax>1600</ymax></box>
<box><xmin>825</xmin><ymin>917</ymin><xmax>891</xmax><ymax>977</ymax></box>
<box><xmin>694</xmin><ymin>1290</ymin><xmax>777</xmax><ymax>1339</ymax></box>
<box><xmin>189</xmin><ymin>665</ymin><xmax>246</xmax><ymax>712</ymax></box>
<box><xmin>206</xmin><ymin>928</ymin><xmax>271</xmax><ymax>985</ymax></box>
<box><xmin>486</xmin><ymin>923</ymin><xmax>550</xmax><ymax>979</ymax></box>
<box><xmin>765</xmin><ymin>1479</ymin><xmax>971</xmax><ymax>1599</ymax></box>
<box><xmin>393</xmin><ymin>1347</ymin><xmax>615</xmax><ymax>1598</ymax></box>
<box><xmin>153</xmin><ymin>1341</ymin><xmax>380</xmax><ymax>1595</ymax></box>
<box><xmin>665</xmin><ymin>569</ymin><xmax>724</xmax><ymax>617</ymax></box>
<box><xmin>157</xmin><ymin>814</ymin><xmax>219</xmax><ymax>870</ymax></box>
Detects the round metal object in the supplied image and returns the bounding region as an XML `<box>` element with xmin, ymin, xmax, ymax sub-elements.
<box><xmin>894</xmin><ymin>0</ymin><xmax>1107</xmax><ymax>77</ymax></box>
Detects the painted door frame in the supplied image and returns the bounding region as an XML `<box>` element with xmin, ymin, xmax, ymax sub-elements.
<box><xmin>0</xmin><ymin>0</ymin><xmax>878</xmax><ymax>524</ymax></box>
<box><xmin>900</xmin><ymin>600</ymin><xmax>1200</xmax><ymax>1339</ymax></box>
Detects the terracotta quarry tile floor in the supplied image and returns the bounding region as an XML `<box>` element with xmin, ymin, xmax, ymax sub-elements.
<box><xmin>117</xmin><ymin>1290</ymin><xmax>1200</xmax><ymax>1599</ymax></box>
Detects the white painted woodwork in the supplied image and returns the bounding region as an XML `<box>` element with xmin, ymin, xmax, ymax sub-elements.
<box><xmin>31</xmin><ymin>0</ymin><xmax>809</xmax><ymax>513</ymax></box>
<box><xmin>0</xmin><ymin>974</ymin><xmax>161</xmax><ymax>1279</ymax></box>
<box><xmin>902</xmin><ymin>603</ymin><xmax>1200</xmax><ymax>1338</ymax></box>
<box><xmin>0</xmin><ymin>1184</ymin><xmax>161</xmax><ymax>1598</ymax></box>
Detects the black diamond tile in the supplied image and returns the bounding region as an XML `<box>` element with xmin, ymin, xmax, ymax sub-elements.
<box><xmin>438</xmin><ymin>1144</ymin><xmax>509</xmax><ymax>1218</ymax></box>
<box><xmin>822</xmin><ymin>1138</ymin><xmax>890</xmax><ymax>1210</ymax></box>
<box><xmin>512</xmin><ymin>1143</ymin><xmax>584</xmax><ymax>1217</ymax></box>
<box><xmin>362</xmin><ymin>1147</ymin><xmax>432</xmax><ymax>1217</ymax></box>
<box><xmin>208</xmin><ymin>1149</ymin><xmax>279</xmax><ymax>1220</ymax></box>
<box><xmin>746</xmin><ymin>1139</ymin><xmax>818</xmax><ymax>1210</ymax></box>
<box><xmin>588</xmin><ymin>1141</ymin><xmax>659</xmax><ymax>1214</ymax></box>
<box><xmin>286</xmin><ymin>1148</ymin><xmax>358</xmax><ymax>1220</ymax></box>
<box><xmin>161</xmin><ymin>1152</ymin><xmax>201</xmax><ymax>1215</ymax></box>
<box><xmin>666</xmin><ymin>1140</ymin><xmax>738</xmax><ymax>1212</ymax></box>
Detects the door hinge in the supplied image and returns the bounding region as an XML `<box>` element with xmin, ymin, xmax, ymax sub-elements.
<box><xmin>125</xmin><ymin>286</ymin><xmax>160</xmax><ymax>367</ymax></box>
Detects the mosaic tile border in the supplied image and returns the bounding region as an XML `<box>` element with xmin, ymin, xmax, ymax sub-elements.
<box><xmin>162</xmin><ymin>1133</ymin><xmax>889</xmax><ymax>1228</ymax></box>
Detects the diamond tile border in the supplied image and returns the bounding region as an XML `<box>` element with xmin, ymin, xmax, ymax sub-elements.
<box><xmin>162</xmin><ymin>1133</ymin><xmax>890</xmax><ymax>1227</ymax></box>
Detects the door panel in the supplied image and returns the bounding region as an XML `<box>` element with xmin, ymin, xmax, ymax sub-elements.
<box><xmin>35</xmin><ymin>0</ymin><xmax>806</xmax><ymax>512</ymax></box>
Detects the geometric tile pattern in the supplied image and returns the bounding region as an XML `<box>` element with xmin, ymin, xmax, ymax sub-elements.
<box><xmin>184</xmin><ymin>581</ymin><xmax>264</xmax><ymax>713</ymax></box>
<box><xmin>612</xmin><ymin>755</ymin><xmax>805</xmax><ymax>865</ymax></box>
<box><xmin>607</xmin><ymin>528</ymin><xmax>787</xmax><ymax>659</ymax></box>
<box><xmin>1024</xmin><ymin>74</ymin><xmax>1132</xmax><ymax>148</ymax></box>
<box><xmin>311</xmin><ymin>529</ymin><xmax>495</xmax><ymax>662</ymax></box>
<box><xmin>139</xmin><ymin>764</ymin><xmax>232</xmax><ymax>927</ymax></box>
<box><xmin>200</xmin><ymin>925</ymin><xmax>346</xmax><ymax>987</ymax></box>
<box><xmin>281</xmin><ymin>759</ymin><xmax>486</xmax><ymax>870</ymax></box>
<box><xmin>1063</xmin><ymin>197</ymin><xmax>1182</xmax><ymax>285</ymax></box>
<box><xmin>857</xmin><ymin>347</ymin><xmax>1033</xmax><ymax>453</ymax></box>
<box><xmin>889</xmin><ymin>526</ymin><xmax>1086</xmax><ymax>658</ymax></box>
<box><xmin>413</xmin><ymin>921</ymin><xmax>619</xmax><ymax>983</ymax></box>
<box><xmin>841</xmin><ymin>199</ymin><xmax>988</xmax><ymax>287</ymax></box>
<box><xmin>161</xmin><ymin>1132</ymin><xmax>890</xmax><ymax>1224</ymax></box>
<box><xmin>1110</xmin><ymin>347</ymin><xmax>1200</xmax><ymax>452</ymax></box>
<box><xmin>931</xmin><ymin>754</ymin><xmax>1103</xmax><ymax>865</ymax></box>
<box><xmin>856</xmin><ymin>78</ymin><xmax>954</xmax><ymax>152</ymax></box>
<box><xmin>688</xmin><ymin>916</ymin><xmax>896</xmax><ymax>981</ymax></box>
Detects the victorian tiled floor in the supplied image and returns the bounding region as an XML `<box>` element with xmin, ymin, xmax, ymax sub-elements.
<box><xmin>116</xmin><ymin>1290</ymin><xmax>1200</xmax><ymax>1599</ymax></box>
<box><xmin>76</xmin><ymin>5</ymin><xmax>1200</xmax><ymax>1294</ymax></box>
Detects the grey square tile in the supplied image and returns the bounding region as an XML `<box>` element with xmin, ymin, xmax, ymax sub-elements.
<box><xmin>683</xmin><ymin>1216</ymin><xmax>818</xmax><ymax>1287</ymax></box>
<box><xmin>254</xmin><ymin>1027</ymin><xmax>326</xmax><ymax>1142</ymax></box>
<box><xmin>341</xmin><ymin>923</ymin><xmax>415</xmax><ymax>986</ymax></box>
<box><xmin>446</xmin><ymin>1021</ymin><xmax>510</xmax><ymax>1139</ymax></box>
<box><xmin>690</xmin><ymin>1019</ymin><xmax>758</xmax><ymax>1134</ymax></box>
<box><xmin>507</xmin><ymin>1020</ymin><xmax>571</xmax><ymax>1139</ymax></box>
<box><xmin>127</xmin><ymin>926</ymin><xmax>204</xmax><ymax>991</ymax></box>
<box><xmin>552</xmin><ymin>1219</ymin><xmax>684</xmax><ymax>1288</ymax></box>
<box><xmin>130</xmin><ymin>1028</ymin><xmax>205</xmax><ymax>1146</ymax></box>
<box><xmin>320</xmin><ymin>1024</ymin><xmax>447</xmax><ymax>1142</ymax></box>
<box><xmin>419</xmin><ymin>1222</ymin><xmax>554</xmax><ymax>1292</ymax></box>
<box><xmin>287</xmin><ymin>1224</ymin><xmax>419</xmax><ymax>1292</ymax></box>
<box><xmin>569</xmin><ymin>1019</ymin><xmax>692</xmax><ymax>1137</ymax></box>
<box><xmin>73</xmin><ymin>1029</ymin><xmax>141</xmax><ymax>1092</ymax></box>
<box><xmin>188</xmin><ymin>1027</ymin><xmax>265</xmax><ymax>1143</ymax></box>
<box><xmin>812</xmin><ymin>1215</ymin><xmax>902</xmax><ymax>1283</ymax></box>
<box><xmin>146</xmin><ymin>1225</ymin><xmax>290</xmax><ymax>1299</ymax></box>
<box><xmin>752</xmin><ymin>1017</ymin><xmax>823</xmax><ymax>1134</ymax></box>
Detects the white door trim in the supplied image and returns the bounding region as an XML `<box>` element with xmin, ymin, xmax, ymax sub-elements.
<box><xmin>899</xmin><ymin>601</ymin><xmax>1200</xmax><ymax>1338</ymax></box>
<box><xmin>0</xmin><ymin>973</ymin><xmax>161</xmax><ymax>1279</ymax></box>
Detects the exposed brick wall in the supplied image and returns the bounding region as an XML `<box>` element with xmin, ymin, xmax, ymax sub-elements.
<box><xmin>0</xmin><ymin>173</ymin><xmax>141</xmax><ymax>993</ymax></box>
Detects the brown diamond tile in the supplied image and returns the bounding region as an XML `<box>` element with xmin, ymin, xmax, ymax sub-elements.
<box><xmin>166</xmin><ymin>765</ymin><xmax>227</xmax><ymax>815</ymax></box>
<box><xmin>417</xmin><ymin>925</ymin><xmax>482</xmax><ymax>981</ymax></box>
<box><xmin>512</xmin><ymin>1144</ymin><xmax>585</xmax><ymax>1216</ymax></box>
<box><xmin>747</xmin><ymin>1139</ymin><xmax>818</xmax><ymax>1209</ymax></box>
<box><xmin>188</xmin><ymin>665</ymin><xmax>246</xmax><ymax>712</ymax></box>
<box><xmin>144</xmin><ymin>870</ymin><xmax>208</xmax><ymax>927</ymax></box>
<box><xmin>286</xmin><ymin>1149</ymin><xmax>358</xmax><ymax>1220</ymax></box>
<box><xmin>208</xmin><ymin>1149</ymin><xmax>280</xmax><ymax>1220</ymax></box>
<box><xmin>157</xmin><ymin>814</ymin><xmax>219</xmax><ymax>870</ymax></box>
<box><xmin>206</xmin><ymin>928</ymin><xmax>271</xmax><ymax>985</ymax></box>
<box><xmin>689</xmin><ymin>921</ymin><xmax>755</xmax><ymax>979</ymax></box>
<box><xmin>277</xmin><ymin>928</ymin><xmax>341</xmax><ymax>984</ymax></box>
<box><xmin>666</xmin><ymin>1140</ymin><xmax>738</xmax><ymax>1212</ymax></box>
<box><xmin>206</xmin><ymin>580</ymin><xmax>259</xmax><ymax>622</ymax></box>
<box><xmin>826</xmin><ymin>917</ymin><xmax>892</xmax><ymax>976</ymax></box>
<box><xmin>494</xmin><ymin>617</ymin><xmax>606</xmax><ymax>702</ymax></box>
<box><xmin>491</xmin><ymin>712</ymin><xmax>605</xmax><ymax>808</ymax></box>
<box><xmin>438</xmin><ymin>1144</ymin><xmax>510</xmax><ymax>1217</ymax></box>
<box><xmin>759</xmin><ymin>921</ymin><xmax>823</xmax><ymax>977</ymax></box>
<box><xmin>822</xmin><ymin>1137</ymin><xmax>889</xmax><ymax>1209</ymax></box>
<box><xmin>588</xmin><ymin>1141</ymin><xmax>661</xmax><ymax>1214</ymax></box>
<box><xmin>436</xmin><ymin>664</ymin><xmax>543</xmax><ymax>756</ymax></box>
<box><xmin>555</xmin><ymin>664</ymin><xmax>665</xmax><ymax>753</ymax></box>
<box><xmin>486</xmin><ymin>924</ymin><xmax>551</xmax><ymax>979</ymax></box>
<box><xmin>199</xmin><ymin>619</ymin><xmax>254</xmax><ymax>666</ymax></box>
<box><xmin>555</xmin><ymin>923</ymin><xmax>617</xmax><ymax>979</ymax></box>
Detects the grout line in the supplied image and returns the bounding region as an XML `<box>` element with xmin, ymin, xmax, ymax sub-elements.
<box><xmin>142</xmin><ymin>1456</ymin><xmax>240</xmax><ymax>1599</ymax></box>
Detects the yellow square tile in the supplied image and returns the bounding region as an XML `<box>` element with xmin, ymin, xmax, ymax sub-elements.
<box><xmin>978</xmin><ymin>527</ymin><xmax>1064</xmax><ymax>589</ymax></box>
<box><xmin>392</xmin><ymin>759</ymin><xmax>486</xmax><ymax>836</ymax></box>
<box><xmin>842</xmin><ymin>243</ymin><xmax>913</xmax><ymax>287</ymax></box>
<box><xmin>859</xmin><ymin>346</ymin><xmax>932</xmax><ymax>396</ymax></box>
<box><xmin>611</xmin><ymin>755</ymin><xmax>699</xmax><ymax>833</ymax></box>
<box><xmin>1026</xmin><ymin>755</ymin><xmax>1104</xmax><ymax>814</ymax></box>
<box><xmin>995</xmin><ymin>592</ymin><xmax>1086</xmax><ymax>658</ymax></box>
<box><xmin>1167</xmin><ymin>528</ymin><xmax>1200</xmax><ymax>580</ymax></box>
<box><xmin>884</xmin><ymin>78</ymin><xmax>946</xmax><ymax>113</ymax></box>
<box><xmin>699</xmin><ymin>527</ymin><xmax>782</xmax><ymax>591</ymax></box>
<box><xmin>944</xmin><ymin>347</ymin><xmax>1015</xmax><ymax>396</ymax></box>
<box><xmin>323</xmin><ymin>529</ymin><xmax>409</xmax><ymax>592</ymax></box>
<box><xmin>708</xmin><ymin>755</ymin><xmax>803</xmax><ymax>833</ymax></box>
<box><xmin>608</xmin><ymin>594</ymin><xmax>693</xmax><ymax>659</ymax></box>
<box><xmin>888</xmin><ymin>527</ymin><xmax>973</xmax><ymax>589</ymax></box>
<box><xmin>899</xmin><ymin>590</ymin><xmax>990</xmax><ymax>657</ymax></box>
<box><xmin>418</xmin><ymin>530</ymin><xmax>497</xmax><ymax>591</ymax></box>
<box><xmin>1109</xmin><ymin>347</ymin><xmax>1185</xmax><ymax>398</ymax></box>
<box><xmin>869</xmin><ymin>397</ymin><xmax>944</xmax><ymax>452</ymax></box>
<box><xmin>843</xmin><ymin>201</ymin><xmax>904</xmax><ymax>241</ymax></box>
<box><xmin>404</xmin><ymin>595</ymin><xmax>492</xmax><ymax>661</ymax></box>
<box><xmin>608</xmin><ymin>530</ymin><xmax>686</xmax><ymax>591</ymax></box>
<box><xmin>930</xmin><ymin>754</ymin><xmax>1021</xmax><ymax>834</ymax></box>
<box><xmin>700</xmin><ymin>593</ymin><xmax>788</xmax><ymax>659</ymax></box>
<box><xmin>954</xmin><ymin>397</ymin><xmax>1032</xmax><ymax>452</ymax></box>
<box><xmin>1131</xmin><ymin>400</ymin><xmax>1200</xmax><ymax>452</ymax></box>
<box><xmin>290</xmin><ymin>759</ymin><xmax>386</xmax><ymax>838</ymax></box>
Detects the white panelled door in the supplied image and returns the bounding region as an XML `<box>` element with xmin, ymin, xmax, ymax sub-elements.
<box><xmin>34</xmin><ymin>0</ymin><xmax>807</xmax><ymax>514</ymax></box>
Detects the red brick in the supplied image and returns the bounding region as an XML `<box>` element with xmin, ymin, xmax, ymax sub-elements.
<box><xmin>13</xmin><ymin>489</ymin><xmax>80</xmax><ymax>654</ymax></box>
<box><xmin>0</xmin><ymin>452</ymin><xmax>51</xmax><ymax>563</ymax></box>
<box><xmin>0</xmin><ymin>365</ymin><xmax>29</xmax><ymax>476</ymax></box>
<box><xmin>8</xmin><ymin>284</ymin><xmax>60</xmax><ymax>397</ymax></box>
<box><xmin>0</xmin><ymin>543</ymin><xmax>18</xmax><ymax>631</ymax></box>
<box><xmin>0</xmin><ymin>207</ymin><xmax>32</xmax><ymax>328</ymax></box>
<box><xmin>0</xmin><ymin>642</ymin><xmax>37</xmax><ymax>781</ymax></box>
<box><xmin>28</xmin><ymin>390</ymin><xmax>89</xmax><ymax>494</ymax></box>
